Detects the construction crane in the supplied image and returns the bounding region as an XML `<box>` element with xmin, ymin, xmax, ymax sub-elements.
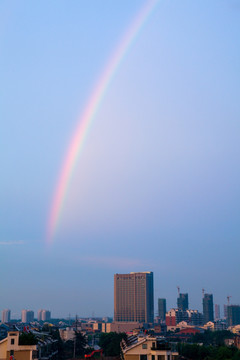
<box><xmin>227</xmin><ymin>296</ymin><xmax>232</xmax><ymax>305</ymax></box>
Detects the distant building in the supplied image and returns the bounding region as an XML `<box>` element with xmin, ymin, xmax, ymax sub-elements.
<box><xmin>37</xmin><ymin>309</ymin><xmax>51</xmax><ymax>321</ymax></box>
<box><xmin>227</xmin><ymin>305</ymin><xmax>240</xmax><ymax>326</ymax></box>
<box><xmin>37</xmin><ymin>310</ymin><xmax>43</xmax><ymax>321</ymax></box>
<box><xmin>224</xmin><ymin>305</ymin><xmax>228</xmax><ymax>319</ymax></box>
<box><xmin>203</xmin><ymin>294</ymin><xmax>214</xmax><ymax>324</ymax></box>
<box><xmin>102</xmin><ymin>322</ymin><xmax>142</xmax><ymax>333</ymax></box>
<box><xmin>114</xmin><ymin>272</ymin><xmax>154</xmax><ymax>323</ymax></box>
<box><xmin>59</xmin><ymin>327</ymin><xmax>76</xmax><ymax>341</ymax></box>
<box><xmin>177</xmin><ymin>293</ymin><xmax>188</xmax><ymax>311</ymax></box>
<box><xmin>215</xmin><ymin>304</ymin><xmax>220</xmax><ymax>320</ymax></box>
<box><xmin>158</xmin><ymin>299</ymin><xmax>166</xmax><ymax>321</ymax></box>
<box><xmin>21</xmin><ymin>309</ymin><xmax>34</xmax><ymax>323</ymax></box>
<box><xmin>1</xmin><ymin>310</ymin><xmax>11</xmax><ymax>323</ymax></box>
<box><xmin>166</xmin><ymin>308</ymin><xmax>203</xmax><ymax>327</ymax></box>
<box><xmin>186</xmin><ymin>309</ymin><xmax>203</xmax><ymax>326</ymax></box>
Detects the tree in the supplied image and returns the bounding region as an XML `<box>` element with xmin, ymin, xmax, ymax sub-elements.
<box><xmin>19</xmin><ymin>333</ymin><xmax>38</xmax><ymax>345</ymax></box>
<box><xmin>75</xmin><ymin>331</ymin><xmax>87</xmax><ymax>357</ymax></box>
<box><xmin>99</xmin><ymin>332</ymin><xmax>127</xmax><ymax>356</ymax></box>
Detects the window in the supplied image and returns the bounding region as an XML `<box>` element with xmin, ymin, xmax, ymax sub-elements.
<box><xmin>158</xmin><ymin>356</ymin><xmax>165</xmax><ymax>360</ymax></box>
<box><xmin>10</xmin><ymin>350</ymin><xmax>14</xmax><ymax>355</ymax></box>
<box><xmin>11</xmin><ymin>339</ymin><xmax>15</xmax><ymax>345</ymax></box>
<box><xmin>142</xmin><ymin>344</ymin><xmax>147</xmax><ymax>349</ymax></box>
<box><xmin>140</xmin><ymin>355</ymin><xmax>147</xmax><ymax>360</ymax></box>
<box><xmin>152</xmin><ymin>355</ymin><xmax>155</xmax><ymax>360</ymax></box>
<box><xmin>152</xmin><ymin>342</ymin><xmax>156</xmax><ymax>349</ymax></box>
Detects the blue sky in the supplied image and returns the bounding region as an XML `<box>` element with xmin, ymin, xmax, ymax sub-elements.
<box><xmin>1</xmin><ymin>0</ymin><xmax>240</xmax><ymax>318</ymax></box>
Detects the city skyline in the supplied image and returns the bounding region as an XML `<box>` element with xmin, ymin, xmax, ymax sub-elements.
<box><xmin>1</xmin><ymin>0</ymin><xmax>240</xmax><ymax>316</ymax></box>
<box><xmin>1</xmin><ymin>281</ymin><xmax>238</xmax><ymax>320</ymax></box>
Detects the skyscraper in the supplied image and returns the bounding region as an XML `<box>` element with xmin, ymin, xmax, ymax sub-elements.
<box><xmin>227</xmin><ymin>305</ymin><xmax>240</xmax><ymax>326</ymax></box>
<box><xmin>177</xmin><ymin>293</ymin><xmax>188</xmax><ymax>311</ymax></box>
<box><xmin>158</xmin><ymin>298</ymin><xmax>166</xmax><ymax>321</ymax></box>
<box><xmin>114</xmin><ymin>272</ymin><xmax>154</xmax><ymax>323</ymax></box>
<box><xmin>21</xmin><ymin>310</ymin><xmax>34</xmax><ymax>323</ymax></box>
<box><xmin>203</xmin><ymin>293</ymin><xmax>214</xmax><ymax>323</ymax></box>
<box><xmin>37</xmin><ymin>309</ymin><xmax>51</xmax><ymax>321</ymax></box>
<box><xmin>215</xmin><ymin>304</ymin><xmax>220</xmax><ymax>320</ymax></box>
<box><xmin>1</xmin><ymin>309</ymin><xmax>11</xmax><ymax>323</ymax></box>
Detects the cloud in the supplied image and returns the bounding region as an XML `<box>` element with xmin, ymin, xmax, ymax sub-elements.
<box><xmin>0</xmin><ymin>241</ymin><xmax>25</xmax><ymax>246</ymax></box>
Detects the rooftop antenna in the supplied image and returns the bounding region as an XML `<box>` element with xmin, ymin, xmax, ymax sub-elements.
<box><xmin>227</xmin><ymin>296</ymin><xmax>232</xmax><ymax>306</ymax></box>
<box><xmin>177</xmin><ymin>286</ymin><xmax>180</xmax><ymax>296</ymax></box>
<box><xmin>202</xmin><ymin>288</ymin><xmax>205</xmax><ymax>297</ymax></box>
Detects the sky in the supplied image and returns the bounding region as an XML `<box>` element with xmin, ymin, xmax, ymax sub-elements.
<box><xmin>1</xmin><ymin>0</ymin><xmax>240</xmax><ymax>319</ymax></box>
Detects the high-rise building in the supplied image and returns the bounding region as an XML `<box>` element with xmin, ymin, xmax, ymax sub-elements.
<box><xmin>165</xmin><ymin>308</ymin><xmax>203</xmax><ymax>326</ymax></box>
<box><xmin>227</xmin><ymin>305</ymin><xmax>240</xmax><ymax>326</ymax></box>
<box><xmin>177</xmin><ymin>293</ymin><xmax>188</xmax><ymax>311</ymax></box>
<box><xmin>37</xmin><ymin>309</ymin><xmax>43</xmax><ymax>321</ymax></box>
<box><xmin>215</xmin><ymin>304</ymin><xmax>220</xmax><ymax>320</ymax></box>
<box><xmin>114</xmin><ymin>272</ymin><xmax>154</xmax><ymax>323</ymax></box>
<box><xmin>1</xmin><ymin>309</ymin><xmax>11</xmax><ymax>323</ymax></box>
<box><xmin>158</xmin><ymin>298</ymin><xmax>166</xmax><ymax>321</ymax></box>
<box><xmin>42</xmin><ymin>310</ymin><xmax>51</xmax><ymax>321</ymax></box>
<box><xmin>21</xmin><ymin>310</ymin><xmax>34</xmax><ymax>323</ymax></box>
<box><xmin>203</xmin><ymin>294</ymin><xmax>214</xmax><ymax>324</ymax></box>
<box><xmin>37</xmin><ymin>309</ymin><xmax>51</xmax><ymax>321</ymax></box>
<box><xmin>224</xmin><ymin>305</ymin><xmax>228</xmax><ymax>319</ymax></box>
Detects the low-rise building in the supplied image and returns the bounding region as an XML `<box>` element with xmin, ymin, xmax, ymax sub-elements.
<box><xmin>59</xmin><ymin>327</ymin><xmax>76</xmax><ymax>341</ymax></box>
<box><xmin>121</xmin><ymin>335</ymin><xmax>178</xmax><ymax>360</ymax></box>
<box><xmin>165</xmin><ymin>309</ymin><xmax>203</xmax><ymax>329</ymax></box>
<box><xmin>0</xmin><ymin>330</ymin><xmax>58</xmax><ymax>360</ymax></box>
<box><xmin>102</xmin><ymin>322</ymin><xmax>142</xmax><ymax>333</ymax></box>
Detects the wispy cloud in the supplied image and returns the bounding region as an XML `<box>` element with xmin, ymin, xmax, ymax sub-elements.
<box><xmin>0</xmin><ymin>241</ymin><xmax>25</xmax><ymax>246</ymax></box>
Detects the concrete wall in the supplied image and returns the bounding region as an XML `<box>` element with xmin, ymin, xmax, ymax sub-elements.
<box><xmin>0</xmin><ymin>338</ymin><xmax>7</xmax><ymax>360</ymax></box>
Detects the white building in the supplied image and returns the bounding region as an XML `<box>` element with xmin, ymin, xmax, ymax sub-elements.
<box><xmin>1</xmin><ymin>310</ymin><xmax>11</xmax><ymax>323</ymax></box>
<box><xmin>21</xmin><ymin>309</ymin><xmax>34</xmax><ymax>323</ymax></box>
<box><xmin>37</xmin><ymin>309</ymin><xmax>51</xmax><ymax>321</ymax></box>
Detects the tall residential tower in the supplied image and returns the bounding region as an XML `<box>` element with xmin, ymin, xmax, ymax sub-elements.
<box><xmin>158</xmin><ymin>298</ymin><xmax>166</xmax><ymax>321</ymax></box>
<box><xmin>114</xmin><ymin>272</ymin><xmax>154</xmax><ymax>323</ymax></box>
<box><xmin>1</xmin><ymin>309</ymin><xmax>11</xmax><ymax>323</ymax></box>
<box><xmin>177</xmin><ymin>293</ymin><xmax>189</xmax><ymax>311</ymax></box>
<box><xmin>203</xmin><ymin>294</ymin><xmax>214</xmax><ymax>324</ymax></box>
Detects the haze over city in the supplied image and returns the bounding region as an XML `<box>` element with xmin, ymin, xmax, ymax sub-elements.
<box><xmin>1</xmin><ymin>0</ymin><xmax>240</xmax><ymax>318</ymax></box>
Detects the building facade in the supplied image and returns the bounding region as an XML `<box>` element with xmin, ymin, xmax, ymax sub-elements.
<box><xmin>121</xmin><ymin>335</ymin><xmax>178</xmax><ymax>360</ymax></box>
<box><xmin>165</xmin><ymin>308</ymin><xmax>203</xmax><ymax>327</ymax></box>
<box><xmin>37</xmin><ymin>310</ymin><xmax>51</xmax><ymax>322</ymax></box>
<box><xmin>177</xmin><ymin>293</ymin><xmax>188</xmax><ymax>311</ymax></box>
<box><xmin>21</xmin><ymin>310</ymin><xmax>34</xmax><ymax>323</ymax></box>
<box><xmin>203</xmin><ymin>294</ymin><xmax>214</xmax><ymax>324</ymax></box>
<box><xmin>215</xmin><ymin>304</ymin><xmax>220</xmax><ymax>320</ymax></box>
<box><xmin>158</xmin><ymin>299</ymin><xmax>166</xmax><ymax>322</ymax></box>
<box><xmin>227</xmin><ymin>305</ymin><xmax>240</xmax><ymax>326</ymax></box>
<box><xmin>1</xmin><ymin>310</ymin><xmax>11</xmax><ymax>324</ymax></box>
<box><xmin>114</xmin><ymin>272</ymin><xmax>154</xmax><ymax>323</ymax></box>
<box><xmin>0</xmin><ymin>330</ymin><xmax>58</xmax><ymax>360</ymax></box>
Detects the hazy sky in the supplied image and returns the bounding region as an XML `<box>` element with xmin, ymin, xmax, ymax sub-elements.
<box><xmin>1</xmin><ymin>0</ymin><xmax>240</xmax><ymax>319</ymax></box>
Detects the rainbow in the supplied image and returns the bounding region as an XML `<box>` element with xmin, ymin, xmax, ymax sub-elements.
<box><xmin>47</xmin><ymin>0</ymin><xmax>158</xmax><ymax>244</ymax></box>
